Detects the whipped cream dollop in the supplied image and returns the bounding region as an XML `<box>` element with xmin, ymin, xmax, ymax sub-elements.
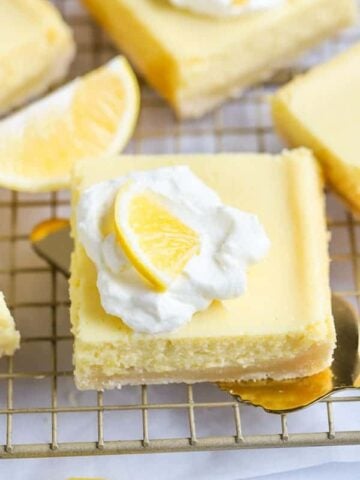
<box><xmin>77</xmin><ymin>166</ymin><xmax>270</xmax><ymax>334</ymax></box>
<box><xmin>169</xmin><ymin>0</ymin><xmax>285</xmax><ymax>17</ymax></box>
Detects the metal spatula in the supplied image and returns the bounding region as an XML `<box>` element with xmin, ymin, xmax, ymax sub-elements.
<box><xmin>219</xmin><ymin>295</ymin><xmax>360</xmax><ymax>413</ymax></box>
<box><xmin>30</xmin><ymin>218</ymin><xmax>360</xmax><ymax>414</ymax></box>
<box><xmin>31</xmin><ymin>218</ymin><xmax>72</xmax><ymax>278</ymax></box>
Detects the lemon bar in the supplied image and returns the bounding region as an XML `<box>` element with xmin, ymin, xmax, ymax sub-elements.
<box><xmin>81</xmin><ymin>0</ymin><xmax>356</xmax><ymax>118</ymax></box>
<box><xmin>70</xmin><ymin>149</ymin><xmax>334</xmax><ymax>390</ymax></box>
<box><xmin>0</xmin><ymin>0</ymin><xmax>75</xmax><ymax>116</ymax></box>
<box><xmin>272</xmin><ymin>43</ymin><xmax>360</xmax><ymax>212</ymax></box>
<box><xmin>0</xmin><ymin>292</ymin><xmax>20</xmax><ymax>357</ymax></box>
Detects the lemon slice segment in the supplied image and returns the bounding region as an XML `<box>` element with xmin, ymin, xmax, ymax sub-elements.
<box><xmin>0</xmin><ymin>56</ymin><xmax>139</xmax><ymax>192</ymax></box>
<box><xmin>114</xmin><ymin>183</ymin><xmax>200</xmax><ymax>291</ymax></box>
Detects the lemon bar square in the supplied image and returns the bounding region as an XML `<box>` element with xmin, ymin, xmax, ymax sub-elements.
<box><xmin>272</xmin><ymin>42</ymin><xmax>360</xmax><ymax>212</ymax></box>
<box><xmin>81</xmin><ymin>0</ymin><xmax>356</xmax><ymax>118</ymax></box>
<box><xmin>70</xmin><ymin>149</ymin><xmax>335</xmax><ymax>390</ymax></box>
<box><xmin>0</xmin><ymin>292</ymin><xmax>20</xmax><ymax>357</ymax></box>
<box><xmin>0</xmin><ymin>0</ymin><xmax>75</xmax><ymax>116</ymax></box>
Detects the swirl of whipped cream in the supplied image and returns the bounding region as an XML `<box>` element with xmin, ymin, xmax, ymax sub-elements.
<box><xmin>77</xmin><ymin>166</ymin><xmax>270</xmax><ymax>334</ymax></box>
<box><xmin>169</xmin><ymin>0</ymin><xmax>285</xmax><ymax>17</ymax></box>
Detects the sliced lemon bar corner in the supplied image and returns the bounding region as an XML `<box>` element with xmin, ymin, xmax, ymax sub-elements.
<box><xmin>0</xmin><ymin>292</ymin><xmax>20</xmax><ymax>358</ymax></box>
<box><xmin>272</xmin><ymin>42</ymin><xmax>360</xmax><ymax>212</ymax></box>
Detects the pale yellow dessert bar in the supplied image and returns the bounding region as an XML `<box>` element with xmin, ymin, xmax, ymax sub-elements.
<box><xmin>0</xmin><ymin>0</ymin><xmax>75</xmax><ymax>116</ymax></box>
<box><xmin>70</xmin><ymin>149</ymin><xmax>334</xmax><ymax>390</ymax></box>
<box><xmin>272</xmin><ymin>42</ymin><xmax>360</xmax><ymax>212</ymax></box>
<box><xmin>0</xmin><ymin>292</ymin><xmax>20</xmax><ymax>357</ymax></box>
<box><xmin>81</xmin><ymin>0</ymin><xmax>356</xmax><ymax>118</ymax></box>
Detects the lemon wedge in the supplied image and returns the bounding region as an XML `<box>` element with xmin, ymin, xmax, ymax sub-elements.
<box><xmin>114</xmin><ymin>183</ymin><xmax>200</xmax><ymax>291</ymax></box>
<box><xmin>0</xmin><ymin>56</ymin><xmax>139</xmax><ymax>192</ymax></box>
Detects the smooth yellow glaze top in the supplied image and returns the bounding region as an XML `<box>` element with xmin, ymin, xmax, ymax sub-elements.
<box><xmin>71</xmin><ymin>150</ymin><xmax>332</xmax><ymax>343</ymax></box>
<box><xmin>0</xmin><ymin>2</ymin><xmax>43</xmax><ymax>54</ymax></box>
<box><xmin>0</xmin><ymin>0</ymin><xmax>70</xmax><ymax>55</ymax></box>
<box><xmin>0</xmin><ymin>0</ymin><xmax>74</xmax><ymax>113</ymax></box>
<box><xmin>82</xmin><ymin>0</ymin><xmax>357</xmax><ymax>61</ymax></box>
<box><xmin>81</xmin><ymin>0</ymin><xmax>356</xmax><ymax>117</ymax></box>
<box><xmin>273</xmin><ymin>42</ymin><xmax>360</xmax><ymax>167</ymax></box>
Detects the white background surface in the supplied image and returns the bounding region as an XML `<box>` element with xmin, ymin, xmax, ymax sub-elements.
<box><xmin>1</xmin><ymin>0</ymin><xmax>360</xmax><ymax>478</ymax></box>
<box><xmin>1</xmin><ymin>449</ymin><xmax>360</xmax><ymax>479</ymax></box>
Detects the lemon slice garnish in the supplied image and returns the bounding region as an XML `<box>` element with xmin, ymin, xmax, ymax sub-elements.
<box><xmin>0</xmin><ymin>56</ymin><xmax>139</xmax><ymax>192</ymax></box>
<box><xmin>114</xmin><ymin>183</ymin><xmax>200</xmax><ymax>291</ymax></box>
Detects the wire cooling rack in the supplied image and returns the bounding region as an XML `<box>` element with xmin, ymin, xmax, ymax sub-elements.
<box><xmin>0</xmin><ymin>0</ymin><xmax>360</xmax><ymax>460</ymax></box>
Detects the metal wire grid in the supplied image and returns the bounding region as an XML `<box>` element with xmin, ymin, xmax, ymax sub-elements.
<box><xmin>0</xmin><ymin>0</ymin><xmax>359</xmax><ymax>460</ymax></box>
